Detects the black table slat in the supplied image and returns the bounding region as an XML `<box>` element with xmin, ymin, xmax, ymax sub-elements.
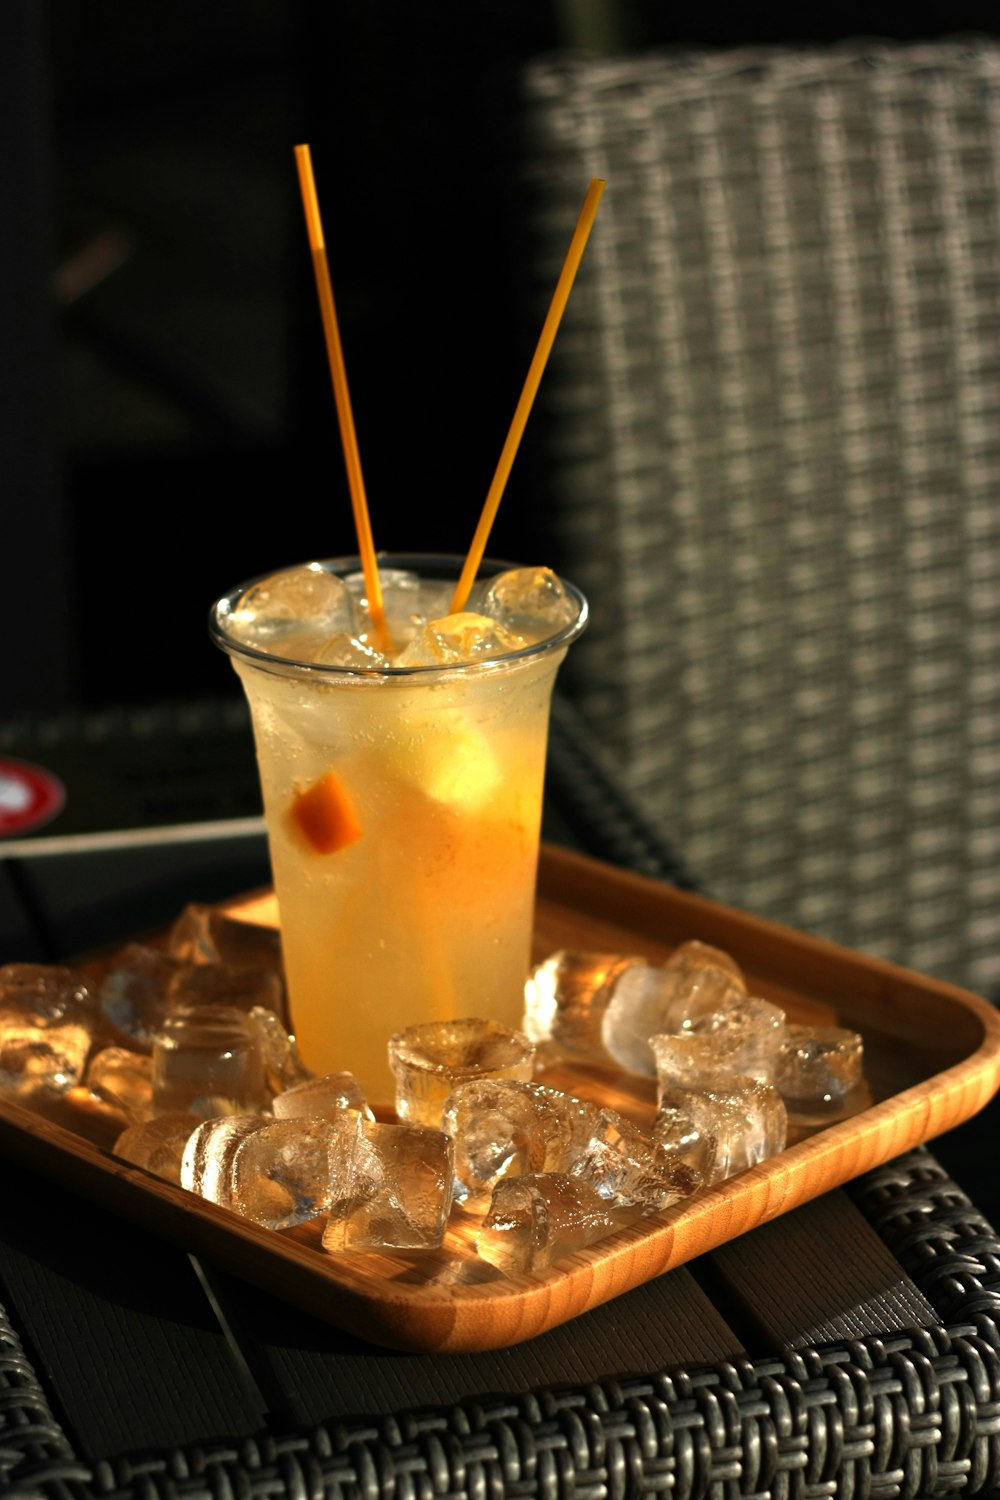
<box><xmin>701</xmin><ymin>1186</ymin><xmax>939</xmax><ymax>1350</ymax></box>
<box><xmin>189</xmin><ymin>1251</ymin><xmax>746</xmax><ymax>1432</ymax></box>
<box><xmin>0</xmin><ymin>1158</ymin><xmax>263</xmax><ymax>1459</ymax></box>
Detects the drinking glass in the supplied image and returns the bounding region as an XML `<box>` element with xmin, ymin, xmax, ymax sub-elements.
<box><xmin>210</xmin><ymin>553</ymin><xmax>587</xmax><ymax>1109</ymax></box>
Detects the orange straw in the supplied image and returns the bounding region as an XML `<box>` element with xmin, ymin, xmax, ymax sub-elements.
<box><xmin>449</xmin><ymin>177</ymin><xmax>606</xmax><ymax>615</ymax></box>
<box><xmin>294</xmin><ymin>143</ymin><xmax>388</xmax><ymax>647</ymax></box>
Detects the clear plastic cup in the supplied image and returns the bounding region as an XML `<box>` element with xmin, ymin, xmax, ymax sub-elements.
<box><xmin>210</xmin><ymin>553</ymin><xmax>587</xmax><ymax>1109</ymax></box>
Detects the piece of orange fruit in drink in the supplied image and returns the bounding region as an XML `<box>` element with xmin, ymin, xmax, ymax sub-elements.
<box><xmin>291</xmin><ymin>770</ymin><xmax>363</xmax><ymax>853</ymax></box>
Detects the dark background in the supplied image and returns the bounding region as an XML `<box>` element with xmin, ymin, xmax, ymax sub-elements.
<box><xmin>6</xmin><ymin>0</ymin><xmax>1000</xmax><ymax>716</ymax></box>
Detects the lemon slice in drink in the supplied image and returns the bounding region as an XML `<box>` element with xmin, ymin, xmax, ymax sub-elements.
<box><xmin>386</xmin><ymin>708</ymin><xmax>502</xmax><ymax>810</ymax></box>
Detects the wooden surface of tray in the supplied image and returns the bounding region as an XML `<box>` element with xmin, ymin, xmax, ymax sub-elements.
<box><xmin>2</xmin><ymin>843</ymin><xmax>999</xmax><ymax>1354</ymax></box>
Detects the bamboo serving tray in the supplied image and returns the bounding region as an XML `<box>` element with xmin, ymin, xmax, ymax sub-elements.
<box><xmin>2</xmin><ymin>843</ymin><xmax>999</xmax><ymax>1353</ymax></box>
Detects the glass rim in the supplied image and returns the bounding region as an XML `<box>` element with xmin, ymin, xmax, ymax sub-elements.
<box><xmin>208</xmin><ymin>551</ymin><xmax>589</xmax><ymax>680</ymax></box>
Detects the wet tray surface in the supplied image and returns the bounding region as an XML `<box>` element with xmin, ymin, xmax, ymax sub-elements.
<box><xmin>2</xmin><ymin>845</ymin><xmax>999</xmax><ymax>1353</ymax></box>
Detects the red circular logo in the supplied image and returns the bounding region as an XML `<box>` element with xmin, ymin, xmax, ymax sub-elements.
<box><xmin>0</xmin><ymin>757</ymin><xmax>66</xmax><ymax>837</ymax></box>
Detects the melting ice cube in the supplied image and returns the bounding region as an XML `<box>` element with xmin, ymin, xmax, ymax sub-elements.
<box><xmin>477</xmin><ymin>1173</ymin><xmax>641</xmax><ymax>1275</ymax></box>
<box><xmin>394</xmin><ymin>612</ymin><xmax>523</xmax><ymax>668</ymax></box>
<box><xmin>321</xmin><ymin>1120</ymin><xmax>455</xmax><ymax>1253</ymax></box>
<box><xmin>0</xmin><ymin>963</ymin><xmax>92</xmax><ymax>1023</ymax></box>
<box><xmin>273</xmin><ymin>1070</ymin><xmax>374</xmax><ymax>1124</ymax></box>
<box><xmin>85</xmin><ymin>1046</ymin><xmax>153</xmax><ymax>1123</ymax></box>
<box><xmin>652</xmin><ymin>1077</ymin><xmax>788</xmax><ymax>1183</ymax></box>
<box><xmin>522</xmin><ymin>950</ymin><xmax>648</xmax><ymax>1064</ymax></box>
<box><xmin>601</xmin><ymin>963</ymin><xmax>748</xmax><ymax>1076</ymax></box>
<box><xmin>115</xmin><ymin>1112</ymin><xmax>201</xmax><ymax>1185</ymax></box>
<box><xmin>650</xmin><ymin>1022</ymin><xmax>784</xmax><ymax>1092</ymax></box>
<box><xmin>0</xmin><ymin>1020</ymin><xmax>92</xmax><ymax>1101</ymax></box>
<box><xmin>230</xmin><ymin>1114</ymin><xmax>362</xmax><ymax>1230</ymax></box>
<box><xmin>390</xmin><ymin>1017</ymin><xmax>535</xmax><ymax>1129</ymax></box>
<box><xmin>773</xmin><ymin>1023</ymin><xmax>871</xmax><ymax>1127</ymax></box>
<box><xmin>98</xmin><ymin>944</ymin><xmax>187</xmax><ymax>1049</ymax></box>
<box><xmin>180</xmin><ymin>1115</ymin><xmax>266</xmax><ymax>1205</ymax></box>
<box><xmin>224</xmin><ymin>563</ymin><xmax>359</xmax><ymax>660</ymax></box>
<box><xmin>481</xmin><ymin>567</ymin><xmax>579</xmax><ymax>645</ymax></box>
<box><xmin>247</xmin><ymin>1005</ymin><xmax>311</xmax><ymax>1095</ymax></box>
<box><xmin>665</xmin><ymin>940</ymin><xmax>745</xmax><ymax>985</ymax></box>
<box><xmin>169</xmin><ymin>962</ymin><xmax>285</xmax><ymax>1020</ymax></box>
<box><xmin>0</xmin><ymin>963</ymin><xmax>96</xmax><ymax>1100</ymax></box>
<box><xmin>167</xmin><ymin>904</ymin><xmax>285</xmax><ymax>984</ymax></box>
<box><xmin>311</xmin><ymin>633</ymin><xmax>392</xmax><ymax>670</ymax></box>
<box><xmin>683</xmin><ymin>996</ymin><xmax>786</xmax><ymax>1082</ymax></box>
<box><xmin>151</xmin><ymin>1003</ymin><xmax>271</xmax><ymax>1119</ymax></box>
<box><xmin>571</xmin><ymin>1107</ymin><xmax>701</xmax><ymax>1211</ymax></box>
<box><xmin>443</xmin><ymin>1077</ymin><xmax>574</xmax><ymax>1212</ymax></box>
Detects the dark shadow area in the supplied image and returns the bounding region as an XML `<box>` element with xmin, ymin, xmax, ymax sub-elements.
<box><xmin>6</xmin><ymin>0</ymin><xmax>999</xmax><ymax>713</ymax></box>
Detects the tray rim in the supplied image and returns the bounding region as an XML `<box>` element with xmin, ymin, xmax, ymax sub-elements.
<box><xmin>2</xmin><ymin>842</ymin><xmax>999</xmax><ymax>1353</ymax></box>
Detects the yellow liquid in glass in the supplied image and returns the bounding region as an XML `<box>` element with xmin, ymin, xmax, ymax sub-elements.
<box><xmin>236</xmin><ymin>652</ymin><xmax>559</xmax><ymax>1110</ymax></box>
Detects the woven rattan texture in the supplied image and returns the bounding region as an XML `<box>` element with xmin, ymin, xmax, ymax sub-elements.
<box><xmin>0</xmin><ymin>1302</ymin><xmax>76</xmax><ymax>1492</ymax></box>
<box><xmin>4</xmin><ymin>1147</ymin><xmax>1000</xmax><ymax>1500</ymax></box>
<box><xmin>850</xmin><ymin>1147</ymin><xmax>1000</xmax><ymax>1327</ymax></box>
<box><xmin>519</xmin><ymin>39</ymin><xmax>1000</xmax><ymax>998</ymax></box>
<box><xmin>548</xmin><ymin>692</ymin><xmax>700</xmax><ymax>887</ymax></box>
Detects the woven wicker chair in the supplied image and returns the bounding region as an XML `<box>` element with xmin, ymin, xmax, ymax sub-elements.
<box><xmin>517</xmin><ymin>36</ymin><xmax>1000</xmax><ymax>1001</ymax></box>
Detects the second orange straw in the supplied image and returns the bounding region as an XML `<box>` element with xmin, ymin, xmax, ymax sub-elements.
<box><xmin>449</xmin><ymin>176</ymin><xmax>606</xmax><ymax>615</ymax></box>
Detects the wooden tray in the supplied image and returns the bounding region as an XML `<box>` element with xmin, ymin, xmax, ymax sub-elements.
<box><xmin>2</xmin><ymin>843</ymin><xmax>999</xmax><ymax>1354</ymax></box>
